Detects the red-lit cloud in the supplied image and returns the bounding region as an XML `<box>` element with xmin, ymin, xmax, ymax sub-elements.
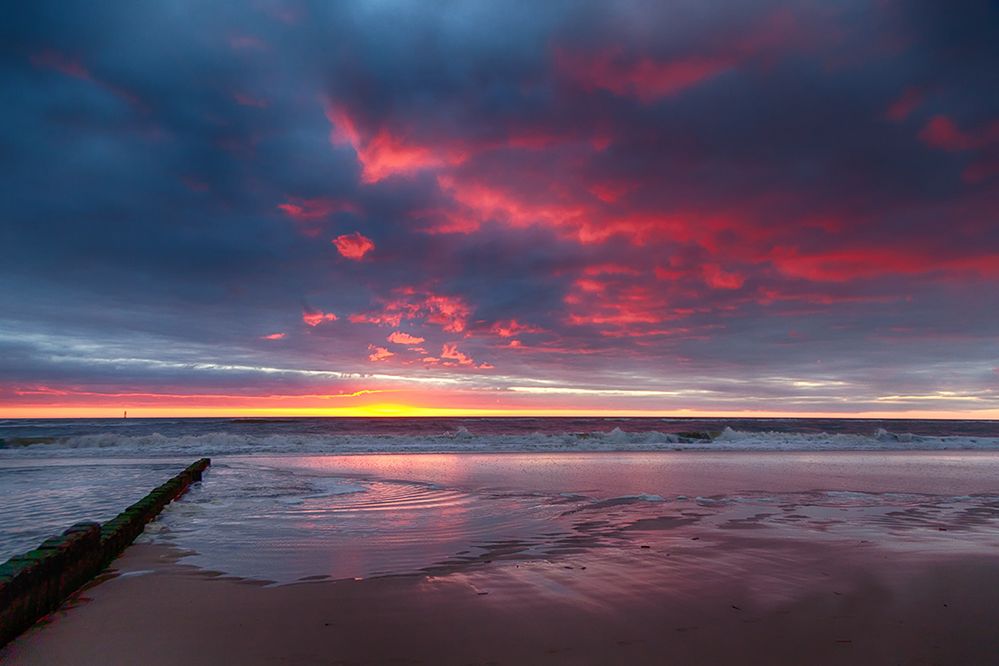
<box><xmin>554</xmin><ymin>9</ymin><xmax>805</xmax><ymax>103</ymax></box>
<box><xmin>333</xmin><ymin>232</ymin><xmax>375</xmax><ymax>260</ymax></box>
<box><xmin>435</xmin><ymin>173</ymin><xmax>593</xmax><ymax>240</ymax></box>
<box><xmin>324</xmin><ymin>103</ymin><xmax>467</xmax><ymax>183</ymax></box>
<box><xmin>490</xmin><ymin>320</ymin><xmax>544</xmax><ymax>338</ymax></box>
<box><xmin>557</xmin><ymin>48</ymin><xmax>733</xmax><ymax>103</ymax></box>
<box><xmin>352</xmin><ymin>288</ymin><xmax>471</xmax><ymax>334</ymax></box>
<box><xmin>261</xmin><ymin>332</ymin><xmax>286</xmax><ymax>340</ymax></box>
<box><xmin>703</xmin><ymin>264</ymin><xmax>745</xmax><ymax>290</ymax></box>
<box><xmin>303</xmin><ymin>310</ymin><xmax>338</xmax><ymax>327</ymax></box>
<box><xmin>564</xmin><ymin>273</ymin><xmax>680</xmax><ymax>330</ymax></box>
<box><xmin>770</xmin><ymin>247</ymin><xmax>999</xmax><ymax>282</ymax></box>
<box><xmin>277</xmin><ymin>197</ymin><xmax>358</xmax><ymax>220</ymax></box>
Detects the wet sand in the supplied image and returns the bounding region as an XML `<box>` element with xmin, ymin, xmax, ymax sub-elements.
<box><xmin>5</xmin><ymin>452</ymin><xmax>999</xmax><ymax>664</ymax></box>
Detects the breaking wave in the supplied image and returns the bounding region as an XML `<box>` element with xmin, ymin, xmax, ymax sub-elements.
<box><xmin>2</xmin><ymin>425</ymin><xmax>999</xmax><ymax>458</ymax></box>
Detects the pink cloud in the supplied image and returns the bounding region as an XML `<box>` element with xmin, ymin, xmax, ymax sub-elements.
<box><xmin>352</xmin><ymin>288</ymin><xmax>470</xmax><ymax>334</ymax></box>
<box><xmin>555</xmin><ymin>9</ymin><xmax>814</xmax><ymax>104</ymax></box>
<box><xmin>367</xmin><ymin>345</ymin><xmax>394</xmax><ymax>362</ymax></box>
<box><xmin>349</xmin><ymin>312</ymin><xmax>404</xmax><ymax>327</ymax></box>
<box><xmin>765</xmin><ymin>247</ymin><xmax>999</xmax><ymax>283</ymax></box>
<box><xmin>565</xmin><ymin>277</ymin><xmax>672</xmax><ymax>326</ymax></box>
<box><xmin>436</xmin><ymin>174</ymin><xmax>591</xmax><ymax>240</ymax></box>
<box><xmin>583</xmin><ymin>263</ymin><xmax>641</xmax><ymax>277</ymax></box>
<box><xmin>333</xmin><ymin>232</ymin><xmax>375</xmax><ymax>260</ymax></box>
<box><xmin>703</xmin><ymin>264</ymin><xmax>745</xmax><ymax>289</ymax></box>
<box><xmin>423</xmin><ymin>294</ymin><xmax>471</xmax><ymax>333</ymax></box>
<box><xmin>277</xmin><ymin>197</ymin><xmax>358</xmax><ymax>221</ymax></box>
<box><xmin>303</xmin><ymin>310</ymin><xmax>337</xmax><ymax>327</ymax></box>
<box><xmin>588</xmin><ymin>180</ymin><xmax>637</xmax><ymax>203</ymax></box>
<box><xmin>261</xmin><ymin>332</ymin><xmax>286</xmax><ymax>340</ymax></box>
<box><xmin>441</xmin><ymin>343</ymin><xmax>475</xmax><ymax>366</ymax></box>
<box><xmin>388</xmin><ymin>331</ymin><xmax>425</xmax><ymax>345</ymax></box>
<box><xmin>557</xmin><ymin>48</ymin><xmax>733</xmax><ymax>103</ymax></box>
<box><xmin>490</xmin><ymin>320</ymin><xmax>543</xmax><ymax>338</ymax></box>
<box><xmin>324</xmin><ymin>102</ymin><xmax>467</xmax><ymax>184</ymax></box>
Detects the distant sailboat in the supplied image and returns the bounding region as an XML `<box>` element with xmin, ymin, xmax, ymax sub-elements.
<box><xmin>123</xmin><ymin>410</ymin><xmax>127</xmax><ymax>419</ymax></box>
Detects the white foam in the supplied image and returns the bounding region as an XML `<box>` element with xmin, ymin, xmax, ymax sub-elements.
<box><xmin>1</xmin><ymin>426</ymin><xmax>998</xmax><ymax>458</ymax></box>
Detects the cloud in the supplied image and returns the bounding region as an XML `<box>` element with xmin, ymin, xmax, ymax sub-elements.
<box><xmin>703</xmin><ymin>264</ymin><xmax>745</xmax><ymax>290</ymax></box>
<box><xmin>277</xmin><ymin>197</ymin><xmax>358</xmax><ymax>221</ymax></box>
<box><xmin>367</xmin><ymin>345</ymin><xmax>394</xmax><ymax>362</ymax></box>
<box><xmin>302</xmin><ymin>310</ymin><xmax>337</xmax><ymax>327</ymax></box>
<box><xmin>440</xmin><ymin>343</ymin><xmax>475</xmax><ymax>366</ymax></box>
<box><xmin>351</xmin><ymin>288</ymin><xmax>470</xmax><ymax>334</ymax></box>
<box><xmin>324</xmin><ymin>103</ymin><xmax>467</xmax><ymax>183</ymax></box>
<box><xmin>333</xmin><ymin>232</ymin><xmax>375</xmax><ymax>260</ymax></box>
<box><xmin>556</xmin><ymin>48</ymin><xmax>733</xmax><ymax>103</ymax></box>
<box><xmin>388</xmin><ymin>331</ymin><xmax>425</xmax><ymax>345</ymax></box>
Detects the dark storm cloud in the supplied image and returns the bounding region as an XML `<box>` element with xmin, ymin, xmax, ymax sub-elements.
<box><xmin>1</xmin><ymin>0</ymin><xmax>997</xmax><ymax>414</ymax></box>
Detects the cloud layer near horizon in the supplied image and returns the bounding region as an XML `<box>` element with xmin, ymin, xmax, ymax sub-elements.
<box><xmin>2</xmin><ymin>1</ymin><xmax>998</xmax><ymax>415</ymax></box>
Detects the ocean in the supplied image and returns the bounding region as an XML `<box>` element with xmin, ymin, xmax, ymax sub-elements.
<box><xmin>2</xmin><ymin>416</ymin><xmax>998</xmax><ymax>457</ymax></box>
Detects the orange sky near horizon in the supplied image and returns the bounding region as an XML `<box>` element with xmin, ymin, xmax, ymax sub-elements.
<box><xmin>4</xmin><ymin>397</ymin><xmax>998</xmax><ymax>421</ymax></box>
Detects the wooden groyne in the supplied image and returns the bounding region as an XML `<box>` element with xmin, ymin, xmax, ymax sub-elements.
<box><xmin>0</xmin><ymin>458</ymin><xmax>210</xmax><ymax>647</ymax></box>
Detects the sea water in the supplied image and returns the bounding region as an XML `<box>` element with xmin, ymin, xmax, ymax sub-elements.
<box><xmin>2</xmin><ymin>417</ymin><xmax>999</xmax><ymax>576</ymax></box>
<box><xmin>2</xmin><ymin>416</ymin><xmax>997</xmax><ymax>457</ymax></box>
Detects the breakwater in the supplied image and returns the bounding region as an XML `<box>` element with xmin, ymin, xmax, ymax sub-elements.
<box><xmin>0</xmin><ymin>458</ymin><xmax>210</xmax><ymax>647</ymax></box>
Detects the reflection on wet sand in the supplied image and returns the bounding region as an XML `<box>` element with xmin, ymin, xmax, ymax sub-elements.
<box><xmin>144</xmin><ymin>453</ymin><xmax>999</xmax><ymax>585</ymax></box>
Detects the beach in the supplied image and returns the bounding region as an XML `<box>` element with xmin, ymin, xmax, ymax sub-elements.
<box><xmin>4</xmin><ymin>450</ymin><xmax>999</xmax><ymax>664</ymax></box>
<box><xmin>8</xmin><ymin>0</ymin><xmax>999</xmax><ymax>661</ymax></box>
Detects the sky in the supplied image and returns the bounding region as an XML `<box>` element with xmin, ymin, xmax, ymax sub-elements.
<box><xmin>2</xmin><ymin>1</ymin><xmax>998</xmax><ymax>418</ymax></box>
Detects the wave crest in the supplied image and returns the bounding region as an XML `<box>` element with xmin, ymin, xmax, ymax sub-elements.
<box><xmin>2</xmin><ymin>425</ymin><xmax>998</xmax><ymax>458</ymax></box>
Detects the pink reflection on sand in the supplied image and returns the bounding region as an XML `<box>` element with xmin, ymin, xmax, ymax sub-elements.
<box><xmin>148</xmin><ymin>452</ymin><xmax>999</xmax><ymax>588</ymax></box>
